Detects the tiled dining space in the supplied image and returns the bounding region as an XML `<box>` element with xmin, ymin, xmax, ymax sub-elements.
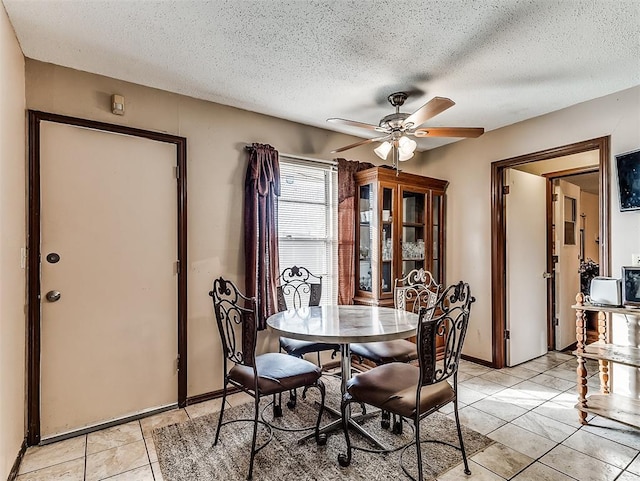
<box><xmin>15</xmin><ymin>351</ymin><xmax>640</xmax><ymax>481</ymax></box>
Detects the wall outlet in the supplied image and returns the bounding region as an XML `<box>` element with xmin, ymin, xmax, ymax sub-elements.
<box><xmin>632</xmin><ymin>254</ymin><xmax>640</xmax><ymax>267</ymax></box>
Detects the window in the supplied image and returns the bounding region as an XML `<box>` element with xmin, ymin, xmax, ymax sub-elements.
<box><xmin>278</xmin><ymin>157</ymin><xmax>338</xmax><ymax>305</ymax></box>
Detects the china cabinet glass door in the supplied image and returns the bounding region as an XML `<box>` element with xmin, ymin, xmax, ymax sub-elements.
<box><xmin>432</xmin><ymin>193</ymin><xmax>443</xmax><ymax>284</ymax></box>
<box><xmin>380</xmin><ymin>186</ymin><xmax>394</xmax><ymax>294</ymax></box>
<box><xmin>358</xmin><ymin>184</ymin><xmax>373</xmax><ymax>293</ymax></box>
<box><xmin>401</xmin><ymin>189</ymin><xmax>427</xmax><ymax>278</ymax></box>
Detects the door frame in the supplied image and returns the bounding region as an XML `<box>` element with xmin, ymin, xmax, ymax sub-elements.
<box><xmin>27</xmin><ymin>110</ymin><xmax>188</xmax><ymax>445</ymax></box>
<box><xmin>490</xmin><ymin>137</ymin><xmax>610</xmax><ymax>368</ymax></box>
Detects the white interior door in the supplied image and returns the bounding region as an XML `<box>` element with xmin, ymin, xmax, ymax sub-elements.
<box><xmin>40</xmin><ymin>122</ymin><xmax>178</xmax><ymax>438</ymax></box>
<box><xmin>554</xmin><ymin>179</ymin><xmax>581</xmax><ymax>351</ymax></box>
<box><xmin>505</xmin><ymin>169</ymin><xmax>548</xmax><ymax>366</ymax></box>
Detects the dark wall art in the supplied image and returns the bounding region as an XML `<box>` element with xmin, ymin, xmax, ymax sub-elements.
<box><xmin>616</xmin><ymin>149</ymin><xmax>640</xmax><ymax>211</ymax></box>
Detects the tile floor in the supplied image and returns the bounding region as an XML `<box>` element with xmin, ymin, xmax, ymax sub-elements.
<box><xmin>16</xmin><ymin>351</ymin><xmax>640</xmax><ymax>480</ymax></box>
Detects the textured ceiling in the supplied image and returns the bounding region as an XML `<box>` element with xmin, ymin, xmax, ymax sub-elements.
<box><xmin>4</xmin><ymin>0</ymin><xmax>640</xmax><ymax>151</ymax></box>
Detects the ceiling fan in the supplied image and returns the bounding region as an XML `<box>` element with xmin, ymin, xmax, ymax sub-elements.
<box><xmin>328</xmin><ymin>92</ymin><xmax>484</xmax><ymax>168</ymax></box>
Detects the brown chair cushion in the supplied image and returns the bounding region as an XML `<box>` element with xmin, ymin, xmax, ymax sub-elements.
<box><xmin>346</xmin><ymin>363</ymin><xmax>455</xmax><ymax>418</ymax></box>
<box><xmin>229</xmin><ymin>352</ymin><xmax>321</xmax><ymax>395</ymax></box>
<box><xmin>350</xmin><ymin>339</ymin><xmax>418</xmax><ymax>364</ymax></box>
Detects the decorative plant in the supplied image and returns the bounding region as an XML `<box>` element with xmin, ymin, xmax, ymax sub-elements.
<box><xmin>579</xmin><ymin>258</ymin><xmax>600</xmax><ymax>294</ymax></box>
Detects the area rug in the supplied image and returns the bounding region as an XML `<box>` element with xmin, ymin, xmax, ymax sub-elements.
<box><xmin>153</xmin><ymin>375</ymin><xmax>493</xmax><ymax>480</ymax></box>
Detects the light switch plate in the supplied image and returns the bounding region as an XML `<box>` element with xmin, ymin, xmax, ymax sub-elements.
<box><xmin>632</xmin><ymin>253</ymin><xmax>640</xmax><ymax>267</ymax></box>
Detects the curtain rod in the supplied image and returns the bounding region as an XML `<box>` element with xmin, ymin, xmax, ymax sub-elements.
<box><xmin>244</xmin><ymin>145</ymin><xmax>337</xmax><ymax>166</ymax></box>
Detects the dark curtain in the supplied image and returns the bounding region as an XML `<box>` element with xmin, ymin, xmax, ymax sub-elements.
<box><xmin>244</xmin><ymin>143</ymin><xmax>281</xmax><ymax>330</ymax></box>
<box><xmin>337</xmin><ymin>158</ymin><xmax>374</xmax><ymax>305</ymax></box>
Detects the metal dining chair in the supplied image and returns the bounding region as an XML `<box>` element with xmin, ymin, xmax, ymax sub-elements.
<box><xmin>350</xmin><ymin>268</ymin><xmax>440</xmax><ymax>432</ymax></box>
<box><xmin>210</xmin><ymin>277</ymin><xmax>327</xmax><ymax>480</ymax></box>
<box><xmin>338</xmin><ymin>281</ymin><xmax>475</xmax><ymax>481</ymax></box>
<box><xmin>276</xmin><ymin>265</ymin><xmax>339</xmax><ymax>412</ymax></box>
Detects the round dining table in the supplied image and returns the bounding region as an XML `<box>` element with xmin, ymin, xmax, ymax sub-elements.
<box><xmin>266</xmin><ymin>304</ymin><xmax>419</xmax><ymax>449</ymax></box>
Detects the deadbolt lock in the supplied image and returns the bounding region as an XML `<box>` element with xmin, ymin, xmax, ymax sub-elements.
<box><xmin>45</xmin><ymin>290</ymin><xmax>61</xmax><ymax>302</ymax></box>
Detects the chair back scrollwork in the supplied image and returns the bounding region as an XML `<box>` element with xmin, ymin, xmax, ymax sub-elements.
<box><xmin>209</xmin><ymin>277</ymin><xmax>258</xmax><ymax>367</ymax></box>
<box><xmin>394</xmin><ymin>268</ymin><xmax>441</xmax><ymax>313</ymax></box>
<box><xmin>417</xmin><ymin>281</ymin><xmax>474</xmax><ymax>387</ymax></box>
<box><xmin>277</xmin><ymin>266</ymin><xmax>322</xmax><ymax>310</ymax></box>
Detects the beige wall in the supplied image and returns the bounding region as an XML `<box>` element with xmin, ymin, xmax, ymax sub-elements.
<box><xmin>0</xmin><ymin>4</ymin><xmax>26</xmax><ymax>478</ymax></box>
<box><xmin>25</xmin><ymin>60</ymin><xmax>390</xmax><ymax>398</ymax></box>
<box><xmin>581</xmin><ymin>191</ymin><xmax>599</xmax><ymax>263</ymax></box>
<box><xmin>419</xmin><ymin>86</ymin><xmax>640</xmax><ymax>362</ymax></box>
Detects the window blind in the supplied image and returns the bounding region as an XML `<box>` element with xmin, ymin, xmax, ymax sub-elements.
<box><xmin>278</xmin><ymin>157</ymin><xmax>338</xmax><ymax>305</ymax></box>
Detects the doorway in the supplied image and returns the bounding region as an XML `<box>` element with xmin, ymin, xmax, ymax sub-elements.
<box><xmin>491</xmin><ymin>137</ymin><xmax>610</xmax><ymax>368</ymax></box>
<box><xmin>27</xmin><ymin>111</ymin><xmax>188</xmax><ymax>445</ymax></box>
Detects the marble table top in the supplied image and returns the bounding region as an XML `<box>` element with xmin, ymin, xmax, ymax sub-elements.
<box><xmin>266</xmin><ymin>305</ymin><xmax>419</xmax><ymax>343</ymax></box>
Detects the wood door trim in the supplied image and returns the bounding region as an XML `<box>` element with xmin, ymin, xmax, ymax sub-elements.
<box><xmin>27</xmin><ymin>110</ymin><xmax>188</xmax><ymax>445</ymax></box>
<box><xmin>490</xmin><ymin>137</ymin><xmax>610</xmax><ymax>368</ymax></box>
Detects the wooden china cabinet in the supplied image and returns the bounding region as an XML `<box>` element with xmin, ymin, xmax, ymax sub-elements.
<box><xmin>353</xmin><ymin>166</ymin><xmax>448</xmax><ymax>306</ymax></box>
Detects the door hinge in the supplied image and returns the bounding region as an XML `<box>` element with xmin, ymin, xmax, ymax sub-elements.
<box><xmin>175</xmin><ymin>260</ymin><xmax>181</xmax><ymax>274</ymax></box>
<box><xmin>175</xmin><ymin>165</ymin><xmax>180</xmax><ymax>179</ymax></box>
<box><xmin>552</xmin><ymin>193</ymin><xmax>558</xmax><ymax>201</ymax></box>
<box><xmin>504</xmin><ymin>329</ymin><xmax>510</xmax><ymax>340</ymax></box>
<box><xmin>553</xmin><ymin>318</ymin><xmax>559</xmax><ymax>326</ymax></box>
<box><xmin>176</xmin><ymin>355</ymin><xmax>180</xmax><ymax>372</ymax></box>
<box><xmin>502</xmin><ymin>185</ymin><xmax>510</xmax><ymax>195</ymax></box>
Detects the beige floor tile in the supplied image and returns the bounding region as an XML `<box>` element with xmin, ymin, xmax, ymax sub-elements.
<box><xmin>540</xmin><ymin>444</ymin><xmax>621</xmax><ymax>481</ymax></box>
<box><xmin>438</xmin><ymin>401</ymin><xmax>465</xmax><ymax>415</ymax></box>
<box><xmin>562</xmin><ymin>429</ymin><xmax>638</xmax><ymax>469</ymax></box>
<box><xmin>532</xmin><ymin>400</ymin><xmax>589</xmax><ymax>429</ymax></box>
<box><xmin>85</xmin><ymin>440</ymin><xmax>148</xmax><ymax>481</ymax></box>
<box><xmin>86</xmin><ymin>421</ymin><xmax>143</xmax><ymax>455</ymax></box>
<box><xmin>628</xmin><ymin>455</ymin><xmax>640</xmax><ymax>476</ymax></box>
<box><xmin>151</xmin><ymin>462</ymin><xmax>164</xmax><ymax>481</ymax></box>
<box><xmin>582</xmin><ymin>417</ymin><xmax>640</xmax><ymax>450</ymax></box>
<box><xmin>143</xmin><ymin>436</ymin><xmax>157</xmax><ymax>463</ymax></box>
<box><xmin>471</xmin><ymin>443</ymin><xmax>533</xmax><ymax>479</ymax></box>
<box><xmin>15</xmin><ymin>457</ymin><xmax>84</xmax><ymax>481</ymax></box>
<box><xmin>511</xmin><ymin>461</ymin><xmax>575</xmax><ymax>480</ymax></box>
<box><xmin>511</xmin><ymin>411</ymin><xmax>577</xmax><ymax>443</ymax></box>
<box><xmin>457</xmin><ymin>385</ymin><xmax>488</xmax><ymax>405</ymax></box>
<box><xmin>544</xmin><ymin>366</ymin><xmax>579</xmax><ymax>382</ymax></box>
<box><xmin>488</xmin><ymin>423</ymin><xmax>557</xmax><ymax>459</ymax></box>
<box><xmin>479</xmin><ymin>370</ymin><xmax>523</xmax><ymax>387</ymax></box>
<box><xmin>458</xmin><ymin>362</ymin><xmax>492</xmax><ymax>377</ymax></box>
<box><xmin>104</xmin><ymin>465</ymin><xmax>154</xmax><ymax>481</ymax></box>
<box><xmin>449</xmin><ymin>405</ymin><xmax>506</xmax><ymax>435</ymax></box>
<box><xmin>185</xmin><ymin>397</ymin><xmax>224</xmax><ymax>419</ymax></box>
<box><xmin>460</xmin><ymin>377</ymin><xmax>506</xmax><ymax>396</ymax></box>
<box><xmin>502</xmin><ymin>365</ymin><xmax>540</xmax><ymax>380</ymax></box>
<box><xmin>437</xmin><ymin>460</ymin><xmax>506</xmax><ymax>480</ymax></box>
<box><xmin>489</xmin><ymin>387</ymin><xmax>546</xmax><ymax>409</ymax></box>
<box><xmin>471</xmin><ymin>396</ymin><xmax>528</xmax><ymax>422</ymax></box>
<box><xmin>226</xmin><ymin>391</ymin><xmax>255</xmax><ymax>407</ymax></box>
<box><xmin>510</xmin><ymin>380</ymin><xmax>562</xmax><ymax>401</ymax></box>
<box><xmin>529</xmin><ymin>373</ymin><xmax>576</xmax><ymax>392</ymax></box>
<box><xmin>619</xmin><ymin>471</ymin><xmax>640</xmax><ymax>481</ymax></box>
<box><xmin>19</xmin><ymin>436</ymin><xmax>86</xmax><ymax>475</ymax></box>
<box><xmin>139</xmin><ymin>409</ymin><xmax>190</xmax><ymax>438</ymax></box>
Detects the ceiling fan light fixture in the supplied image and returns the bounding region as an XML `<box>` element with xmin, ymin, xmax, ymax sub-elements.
<box><xmin>374</xmin><ymin>141</ymin><xmax>392</xmax><ymax>160</ymax></box>
<box><xmin>397</xmin><ymin>136</ymin><xmax>417</xmax><ymax>161</ymax></box>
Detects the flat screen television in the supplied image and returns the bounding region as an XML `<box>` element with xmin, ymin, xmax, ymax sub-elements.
<box><xmin>616</xmin><ymin>149</ymin><xmax>640</xmax><ymax>211</ymax></box>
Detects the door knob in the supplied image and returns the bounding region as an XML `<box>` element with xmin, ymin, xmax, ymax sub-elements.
<box><xmin>45</xmin><ymin>290</ymin><xmax>61</xmax><ymax>302</ymax></box>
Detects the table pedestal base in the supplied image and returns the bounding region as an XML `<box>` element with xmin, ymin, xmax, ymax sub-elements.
<box><xmin>296</xmin><ymin>344</ymin><xmax>392</xmax><ymax>451</ymax></box>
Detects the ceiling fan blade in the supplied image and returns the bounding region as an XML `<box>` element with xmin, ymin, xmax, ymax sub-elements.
<box><xmin>412</xmin><ymin>127</ymin><xmax>484</xmax><ymax>138</ymax></box>
<box><xmin>327</xmin><ymin>118</ymin><xmax>384</xmax><ymax>132</ymax></box>
<box><xmin>330</xmin><ymin>135</ymin><xmax>391</xmax><ymax>154</ymax></box>
<box><xmin>402</xmin><ymin>97</ymin><xmax>455</xmax><ymax>129</ymax></box>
